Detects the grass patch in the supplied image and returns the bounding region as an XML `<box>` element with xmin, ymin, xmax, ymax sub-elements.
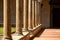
<box><xmin>0</xmin><ymin>27</ymin><xmax>16</xmax><ymax>34</ymax></box>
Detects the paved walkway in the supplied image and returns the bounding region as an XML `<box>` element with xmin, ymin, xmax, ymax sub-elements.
<box><xmin>33</xmin><ymin>29</ymin><xmax>60</xmax><ymax>40</ymax></box>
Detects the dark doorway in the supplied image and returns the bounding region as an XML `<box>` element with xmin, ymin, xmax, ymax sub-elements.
<box><xmin>52</xmin><ymin>8</ymin><xmax>60</xmax><ymax>28</ymax></box>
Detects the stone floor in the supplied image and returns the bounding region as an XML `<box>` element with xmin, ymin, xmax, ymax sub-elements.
<box><xmin>0</xmin><ymin>28</ymin><xmax>60</xmax><ymax>40</ymax></box>
<box><xmin>33</xmin><ymin>29</ymin><xmax>60</xmax><ymax>40</ymax></box>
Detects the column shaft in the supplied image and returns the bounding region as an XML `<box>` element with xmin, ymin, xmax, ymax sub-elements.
<box><xmin>32</xmin><ymin>0</ymin><xmax>35</xmax><ymax>27</ymax></box>
<box><xmin>3</xmin><ymin>0</ymin><xmax>12</xmax><ymax>40</ymax></box>
<box><xmin>23</xmin><ymin>0</ymin><xmax>28</xmax><ymax>31</ymax></box>
<box><xmin>38</xmin><ymin>2</ymin><xmax>41</xmax><ymax>24</ymax></box>
<box><xmin>28</xmin><ymin>0</ymin><xmax>33</xmax><ymax>30</ymax></box>
<box><xmin>16</xmin><ymin>0</ymin><xmax>23</xmax><ymax>34</ymax></box>
<box><xmin>35</xmin><ymin>0</ymin><xmax>38</xmax><ymax>26</ymax></box>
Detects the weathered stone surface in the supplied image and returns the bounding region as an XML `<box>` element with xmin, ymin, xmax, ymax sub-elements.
<box><xmin>16</xmin><ymin>0</ymin><xmax>23</xmax><ymax>34</ymax></box>
<box><xmin>28</xmin><ymin>0</ymin><xmax>33</xmax><ymax>30</ymax></box>
<box><xmin>3</xmin><ymin>0</ymin><xmax>12</xmax><ymax>40</ymax></box>
<box><xmin>23</xmin><ymin>0</ymin><xmax>28</xmax><ymax>31</ymax></box>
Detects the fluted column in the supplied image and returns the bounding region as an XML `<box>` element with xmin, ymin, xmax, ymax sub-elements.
<box><xmin>28</xmin><ymin>0</ymin><xmax>33</xmax><ymax>30</ymax></box>
<box><xmin>23</xmin><ymin>0</ymin><xmax>28</xmax><ymax>31</ymax></box>
<box><xmin>3</xmin><ymin>0</ymin><xmax>12</xmax><ymax>40</ymax></box>
<box><xmin>32</xmin><ymin>0</ymin><xmax>35</xmax><ymax>27</ymax></box>
<box><xmin>16</xmin><ymin>0</ymin><xmax>23</xmax><ymax>35</ymax></box>
<box><xmin>35</xmin><ymin>0</ymin><xmax>38</xmax><ymax>26</ymax></box>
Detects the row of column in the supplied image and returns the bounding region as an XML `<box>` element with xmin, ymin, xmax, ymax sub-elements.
<box><xmin>3</xmin><ymin>0</ymin><xmax>41</xmax><ymax>40</ymax></box>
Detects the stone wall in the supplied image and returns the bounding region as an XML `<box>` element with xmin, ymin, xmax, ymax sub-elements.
<box><xmin>41</xmin><ymin>0</ymin><xmax>50</xmax><ymax>27</ymax></box>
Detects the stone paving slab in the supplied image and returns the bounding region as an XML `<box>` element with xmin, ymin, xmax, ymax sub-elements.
<box><xmin>33</xmin><ymin>29</ymin><xmax>60</xmax><ymax>40</ymax></box>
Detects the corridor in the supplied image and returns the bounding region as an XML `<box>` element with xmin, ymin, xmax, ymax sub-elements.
<box><xmin>33</xmin><ymin>29</ymin><xmax>60</xmax><ymax>40</ymax></box>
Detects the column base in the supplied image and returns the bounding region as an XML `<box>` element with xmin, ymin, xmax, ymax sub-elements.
<box><xmin>12</xmin><ymin>31</ymin><xmax>30</xmax><ymax>40</ymax></box>
<box><xmin>28</xmin><ymin>28</ymin><xmax>33</xmax><ymax>31</ymax></box>
<box><xmin>35</xmin><ymin>25</ymin><xmax>37</xmax><ymax>27</ymax></box>
<box><xmin>13</xmin><ymin>32</ymin><xmax>23</xmax><ymax>36</ymax></box>
<box><xmin>12</xmin><ymin>33</ymin><xmax>24</xmax><ymax>40</ymax></box>
<box><xmin>35</xmin><ymin>24</ymin><xmax>38</xmax><ymax>27</ymax></box>
<box><xmin>32</xmin><ymin>25</ymin><xmax>35</xmax><ymax>28</ymax></box>
<box><xmin>22</xmin><ymin>28</ymin><xmax>28</xmax><ymax>32</ymax></box>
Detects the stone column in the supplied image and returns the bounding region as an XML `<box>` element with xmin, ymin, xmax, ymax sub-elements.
<box><xmin>28</xmin><ymin>0</ymin><xmax>33</xmax><ymax>30</ymax></box>
<box><xmin>32</xmin><ymin>0</ymin><xmax>35</xmax><ymax>27</ymax></box>
<box><xmin>3</xmin><ymin>0</ymin><xmax>12</xmax><ymax>40</ymax></box>
<box><xmin>23</xmin><ymin>0</ymin><xmax>28</xmax><ymax>31</ymax></box>
<box><xmin>38</xmin><ymin>2</ymin><xmax>41</xmax><ymax>25</ymax></box>
<box><xmin>35</xmin><ymin>0</ymin><xmax>38</xmax><ymax>26</ymax></box>
<box><xmin>37</xmin><ymin>0</ymin><xmax>42</xmax><ymax>25</ymax></box>
<box><xmin>16</xmin><ymin>0</ymin><xmax>23</xmax><ymax>35</ymax></box>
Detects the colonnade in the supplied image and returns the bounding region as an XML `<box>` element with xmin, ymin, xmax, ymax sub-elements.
<box><xmin>3</xmin><ymin>0</ymin><xmax>42</xmax><ymax>40</ymax></box>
